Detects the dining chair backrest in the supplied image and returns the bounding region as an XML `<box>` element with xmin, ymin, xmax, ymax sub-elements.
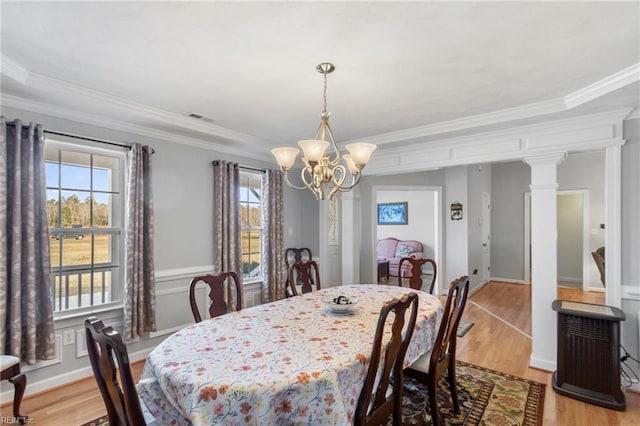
<box><xmin>285</xmin><ymin>248</ymin><xmax>313</xmax><ymax>296</ymax></box>
<box><xmin>355</xmin><ymin>292</ymin><xmax>419</xmax><ymax>426</ymax></box>
<box><xmin>398</xmin><ymin>257</ymin><xmax>437</xmax><ymax>294</ymax></box>
<box><xmin>189</xmin><ymin>272</ymin><xmax>242</xmax><ymax>323</ymax></box>
<box><xmin>288</xmin><ymin>260</ymin><xmax>321</xmax><ymax>296</ymax></box>
<box><xmin>429</xmin><ymin>275</ymin><xmax>469</xmax><ymax>380</ymax></box>
<box><xmin>85</xmin><ymin>316</ymin><xmax>146</xmax><ymax>426</ymax></box>
<box><xmin>403</xmin><ymin>276</ymin><xmax>469</xmax><ymax>426</ymax></box>
<box><xmin>592</xmin><ymin>246</ymin><xmax>605</xmax><ymax>287</ymax></box>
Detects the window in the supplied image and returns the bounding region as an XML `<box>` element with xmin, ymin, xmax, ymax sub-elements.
<box><xmin>45</xmin><ymin>142</ymin><xmax>125</xmax><ymax>314</ymax></box>
<box><xmin>239</xmin><ymin>171</ymin><xmax>263</xmax><ymax>282</ymax></box>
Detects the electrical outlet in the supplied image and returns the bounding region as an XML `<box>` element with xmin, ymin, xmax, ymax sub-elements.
<box><xmin>473</xmin><ymin>269</ymin><xmax>478</xmax><ymax>275</ymax></box>
<box><xmin>63</xmin><ymin>330</ymin><xmax>75</xmax><ymax>346</ymax></box>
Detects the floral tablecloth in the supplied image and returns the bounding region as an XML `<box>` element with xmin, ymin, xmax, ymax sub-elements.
<box><xmin>138</xmin><ymin>284</ymin><xmax>442</xmax><ymax>425</ymax></box>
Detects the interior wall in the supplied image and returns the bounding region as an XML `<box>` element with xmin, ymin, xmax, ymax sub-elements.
<box><xmin>621</xmin><ymin>117</ymin><xmax>640</xmax><ymax>383</ymax></box>
<box><xmin>0</xmin><ymin>105</ymin><xmax>312</xmax><ymax>399</ymax></box>
<box><xmin>358</xmin><ymin>170</ymin><xmax>446</xmax><ymax>284</ymax></box>
<box><xmin>490</xmin><ymin>161</ymin><xmax>530</xmax><ymax>281</ymax></box>
<box><xmin>445</xmin><ymin>166</ymin><xmax>469</xmax><ymax>285</ymax></box>
<box><xmin>557</xmin><ymin>193</ymin><xmax>583</xmax><ymax>282</ymax></box>
<box><xmin>376</xmin><ymin>190</ymin><xmax>436</xmax><ymax>259</ymax></box>
<box><xmin>467</xmin><ymin>163</ymin><xmax>492</xmax><ymax>291</ymax></box>
<box><xmin>557</xmin><ymin>152</ymin><xmax>605</xmax><ymax>289</ymax></box>
<box><xmin>490</xmin><ymin>151</ymin><xmax>605</xmax><ymax>284</ymax></box>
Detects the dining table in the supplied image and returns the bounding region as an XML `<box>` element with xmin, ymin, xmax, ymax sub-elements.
<box><xmin>137</xmin><ymin>284</ymin><xmax>442</xmax><ymax>425</ymax></box>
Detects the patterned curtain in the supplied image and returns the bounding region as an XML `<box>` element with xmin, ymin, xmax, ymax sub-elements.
<box><xmin>213</xmin><ymin>160</ymin><xmax>242</xmax><ymax>310</ymax></box>
<box><xmin>124</xmin><ymin>143</ymin><xmax>156</xmax><ymax>339</ymax></box>
<box><xmin>0</xmin><ymin>118</ymin><xmax>56</xmax><ymax>363</ymax></box>
<box><xmin>261</xmin><ymin>169</ymin><xmax>285</xmax><ymax>302</ymax></box>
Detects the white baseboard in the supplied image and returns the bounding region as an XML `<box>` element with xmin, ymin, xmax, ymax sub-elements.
<box><xmin>558</xmin><ymin>276</ymin><xmax>581</xmax><ymax>283</ymax></box>
<box><xmin>529</xmin><ymin>355</ymin><xmax>556</xmax><ymax>372</ymax></box>
<box><xmin>469</xmin><ymin>280</ymin><xmax>488</xmax><ymax>297</ymax></box>
<box><xmin>490</xmin><ymin>277</ymin><xmax>529</xmax><ymax>285</ymax></box>
<box><xmin>0</xmin><ymin>346</ymin><xmax>153</xmax><ymax>404</ymax></box>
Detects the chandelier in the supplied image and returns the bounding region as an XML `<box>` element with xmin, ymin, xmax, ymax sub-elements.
<box><xmin>271</xmin><ymin>63</ymin><xmax>376</xmax><ymax>200</ymax></box>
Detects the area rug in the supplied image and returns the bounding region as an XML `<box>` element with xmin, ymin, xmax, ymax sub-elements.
<box><xmin>400</xmin><ymin>361</ymin><xmax>545</xmax><ymax>425</ymax></box>
<box><xmin>82</xmin><ymin>362</ymin><xmax>544</xmax><ymax>426</ymax></box>
<box><xmin>457</xmin><ymin>320</ymin><xmax>475</xmax><ymax>337</ymax></box>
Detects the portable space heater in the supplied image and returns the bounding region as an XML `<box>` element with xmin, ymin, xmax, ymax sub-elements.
<box><xmin>552</xmin><ymin>299</ymin><xmax>626</xmax><ymax>410</ymax></box>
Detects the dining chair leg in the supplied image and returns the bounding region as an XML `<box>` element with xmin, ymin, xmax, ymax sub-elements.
<box><xmin>427</xmin><ymin>379</ymin><xmax>440</xmax><ymax>426</ymax></box>
<box><xmin>447</xmin><ymin>363</ymin><xmax>461</xmax><ymax>414</ymax></box>
<box><xmin>9</xmin><ymin>373</ymin><xmax>27</xmax><ymax>423</ymax></box>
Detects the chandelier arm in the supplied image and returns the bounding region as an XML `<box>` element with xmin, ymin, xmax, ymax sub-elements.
<box><xmin>336</xmin><ymin>171</ymin><xmax>363</xmax><ymax>192</ymax></box>
<box><xmin>301</xmin><ymin>167</ymin><xmax>322</xmax><ymax>200</ymax></box>
<box><xmin>328</xmin><ymin>165</ymin><xmax>347</xmax><ymax>199</ymax></box>
<box><xmin>282</xmin><ymin>169</ymin><xmax>311</xmax><ymax>190</ymax></box>
<box><xmin>324</xmin><ymin>120</ymin><xmax>341</xmax><ymax>167</ymax></box>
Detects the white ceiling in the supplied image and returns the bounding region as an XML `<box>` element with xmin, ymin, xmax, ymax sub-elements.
<box><xmin>1</xmin><ymin>1</ymin><xmax>639</xmax><ymax>161</ymax></box>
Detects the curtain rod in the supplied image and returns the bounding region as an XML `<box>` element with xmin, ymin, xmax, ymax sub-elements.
<box><xmin>212</xmin><ymin>161</ymin><xmax>265</xmax><ymax>173</ymax></box>
<box><xmin>5</xmin><ymin>122</ymin><xmax>155</xmax><ymax>154</ymax></box>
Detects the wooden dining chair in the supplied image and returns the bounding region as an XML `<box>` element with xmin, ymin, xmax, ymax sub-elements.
<box><xmin>355</xmin><ymin>292</ymin><xmax>419</xmax><ymax>426</ymax></box>
<box><xmin>398</xmin><ymin>257</ymin><xmax>437</xmax><ymax>294</ymax></box>
<box><xmin>287</xmin><ymin>260</ymin><xmax>321</xmax><ymax>296</ymax></box>
<box><xmin>403</xmin><ymin>276</ymin><xmax>469</xmax><ymax>426</ymax></box>
<box><xmin>285</xmin><ymin>248</ymin><xmax>313</xmax><ymax>297</ymax></box>
<box><xmin>592</xmin><ymin>246</ymin><xmax>606</xmax><ymax>287</ymax></box>
<box><xmin>1</xmin><ymin>355</ymin><xmax>28</xmax><ymax>424</ymax></box>
<box><xmin>85</xmin><ymin>316</ymin><xmax>154</xmax><ymax>426</ymax></box>
<box><xmin>189</xmin><ymin>272</ymin><xmax>242</xmax><ymax>322</ymax></box>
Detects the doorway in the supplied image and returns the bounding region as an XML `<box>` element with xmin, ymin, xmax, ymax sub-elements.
<box><xmin>523</xmin><ymin>190</ymin><xmax>592</xmax><ymax>291</ymax></box>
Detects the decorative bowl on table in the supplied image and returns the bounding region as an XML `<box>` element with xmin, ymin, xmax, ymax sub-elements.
<box><xmin>322</xmin><ymin>295</ymin><xmax>358</xmax><ymax>314</ymax></box>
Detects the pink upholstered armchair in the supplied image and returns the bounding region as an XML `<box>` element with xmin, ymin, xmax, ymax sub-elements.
<box><xmin>377</xmin><ymin>237</ymin><xmax>424</xmax><ymax>277</ymax></box>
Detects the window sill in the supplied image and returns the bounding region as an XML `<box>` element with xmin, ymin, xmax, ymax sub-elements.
<box><xmin>53</xmin><ymin>302</ymin><xmax>124</xmax><ymax>323</ymax></box>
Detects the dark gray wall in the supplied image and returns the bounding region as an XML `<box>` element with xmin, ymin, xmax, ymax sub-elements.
<box><xmin>490</xmin><ymin>161</ymin><xmax>530</xmax><ymax>280</ymax></box>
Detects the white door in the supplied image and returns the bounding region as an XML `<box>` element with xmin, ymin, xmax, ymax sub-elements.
<box><xmin>482</xmin><ymin>192</ymin><xmax>491</xmax><ymax>282</ymax></box>
<box><xmin>319</xmin><ymin>197</ymin><xmax>342</xmax><ymax>288</ymax></box>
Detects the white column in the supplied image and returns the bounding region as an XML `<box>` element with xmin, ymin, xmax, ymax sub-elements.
<box><xmin>524</xmin><ymin>153</ymin><xmax>566</xmax><ymax>371</ymax></box>
<box><xmin>341</xmin><ymin>187</ymin><xmax>361</xmax><ymax>284</ymax></box>
<box><xmin>605</xmin><ymin>145</ymin><xmax>622</xmax><ymax>308</ymax></box>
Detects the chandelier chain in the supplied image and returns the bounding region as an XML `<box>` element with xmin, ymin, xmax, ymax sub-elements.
<box><xmin>322</xmin><ymin>72</ymin><xmax>328</xmax><ymax>114</ymax></box>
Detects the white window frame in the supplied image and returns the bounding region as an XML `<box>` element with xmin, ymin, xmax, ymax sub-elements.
<box><xmin>45</xmin><ymin>138</ymin><xmax>127</xmax><ymax>320</ymax></box>
<box><xmin>239</xmin><ymin>170</ymin><xmax>263</xmax><ymax>284</ymax></box>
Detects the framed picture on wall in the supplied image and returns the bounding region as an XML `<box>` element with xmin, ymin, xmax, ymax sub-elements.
<box><xmin>377</xmin><ymin>202</ymin><xmax>408</xmax><ymax>225</ymax></box>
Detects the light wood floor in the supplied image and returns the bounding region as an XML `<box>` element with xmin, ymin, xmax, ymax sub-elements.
<box><xmin>2</xmin><ymin>281</ymin><xmax>638</xmax><ymax>425</ymax></box>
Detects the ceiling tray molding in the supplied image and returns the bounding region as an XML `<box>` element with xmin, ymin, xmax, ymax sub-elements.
<box><xmin>1</xmin><ymin>55</ymin><xmax>274</xmax><ymax>147</ymax></box>
<box><xmin>1</xmin><ymin>94</ymin><xmax>272</xmax><ymax>162</ymax></box>
<box><xmin>564</xmin><ymin>63</ymin><xmax>640</xmax><ymax>110</ymax></box>
<box><xmin>344</xmin><ymin>98</ymin><xmax>567</xmax><ymax>147</ymax></box>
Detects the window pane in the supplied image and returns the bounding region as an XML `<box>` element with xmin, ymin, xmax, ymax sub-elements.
<box><xmin>248</xmin><ymin>202</ymin><xmax>261</xmax><ymax>227</ymax></box>
<box><xmin>45</xmin><ymin>161</ymin><xmax>59</xmax><ymax>187</ymax></box>
<box><xmin>52</xmin><ymin>269</ymin><xmax>114</xmax><ymax>312</ymax></box>
<box><xmin>92</xmin><ymin>194</ymin><xmax>113</xmax><ymax>227</ymax></box>
<box><xmin>62</xmin><ymin>236</ymin><xmax>92</xmax><ymax>267</ymax></box>
<box><xmin>94</xmin><ymin>233</ymin><xmax>114</xmax><ymax>264</ymax></box>
<box><xmin>61</xmin><ymin>190</ymin><xmax>92</xmax><ymax>228</ymax></box>
<box><xmin>240</xmin><ymin>202</ymin><xmax>249</xmax><ymax>227</ymax></box>
<box><xmin>92</xmin><ymin>155</ymin><xmax>118</xmax><ymax>191</ymax></box>
<box><xmin>49</xmin><ymin>237</ymin><xmax>62</xmax><ymax>267</ymax></box>
<box><xmin>60</xmin><ymin>151</ymin><xmax>91</xmax><ymax>190</ymax></box>
<box><xmin>46</xmin><ymin>190</ymin><xmax>60</xmax><ymax>227</ymax></box>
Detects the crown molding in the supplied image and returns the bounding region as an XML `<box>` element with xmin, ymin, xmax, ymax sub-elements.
<box><xmin>564</xmin><ymin>63</ymin><xmax>640</xmax><ymax>110</ymax></box>
<box><xmin>2</xmin><ymin>54</ymin><xmax>637</xmax><ymax>158</ymax></box>
<box><xmin>626</xmin><ymin>107</ymin><xmax>640</xmax><ymax>121</ymax></box>
<box><xmin>345</xmin><ymin>98</ymin><xmax>567</xmax><ymax>146</ymax></box>
<box><xmin>1</xmin><ymin>95</ymin><xmax>272</xmax><ymax>161</ymax></box>
<box><xmin>364</xmin><ymin>108</ymin><xmax>631</xmax><ymax>175</ymax></box>
<box><xmin>1</xmin><ymin>55</ymin><xmax>274</xmax><ymax>147</ymax></box>
<box><xmin>0</xmin><ymin>55</ymin><xmax>30</xmax><ymax>84</ymax></box>
<box><xmin>345</xmin><ymin>63</ymin><xmax>640</xmax><ymax>147</ymax></box>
